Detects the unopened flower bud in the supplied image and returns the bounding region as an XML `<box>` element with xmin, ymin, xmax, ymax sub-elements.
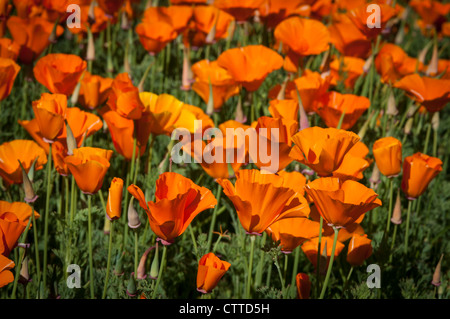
<box><xmin>149</xmin><ymin>243</ymin><xmax>160</xmax><ymax>280</ymax></box>
<box><xmin>425</xmin><ymin>42</ymin><xmax>438</xmax><ymax>76</ymax></box>
<box><xmin>19</xmin><ymin>255</ymin><xmax>31</xmax><ymax>285</ymax></box>
<box><xmin>19</xmin><ymin>161</ymin><xmax>37</xmax><ymax>203</ymax></box>
<box><xmin>103</xmin><ymin>215</ymin><xmax>111</xmax><ymax>235</ymax></box>
<box><xmin>391</xmin><ymin>192</ymin><xmax>402</xmax><ymax>224</ymax></box>
<box><xmin>114</xmin><ymin>252</ymin><xmax>125</xmax><ymax>276</ymax></box>
<box><xmin>137</xmin><ymin>246</ymin><xmax>155</xmax><ymax>280</ymax></box>
<box><xmin>66</xmin><ymin>122</ymin><xmax>77</xmax><ymax>156</ymax></box>
<box><xmin>386</xmin><ymin>90</ymin><xmax>398</xmax><ymax>116</ymax></box>
<box><xmin>431</xmin><ymin>112</ymin><xmax>439</xmax><ymax>131</ymax></box>
<box><xmin>431</xmin><ymin>254</ymin><xmax>444</xmax><ymax>287</ymax></box>
<box><xmin>127</xmin><ymin>198</ymin><xmax>141</xmax><ymax>229</ymax></box>
<box><xmin>404</xmin><ymin>117</ymin><xmax>413</xmax><ymax>135</ymax></box>
<box><xmin>369</xmin><ymin>164</ymin><xmax>381</xmax><ymax>190</ymax></box>
<box><xmin>363</xmin><ymin>55</ymin><xmax>373</xmax><ymax>74</ymax></box>
<box><xmin>126</xmin><ymin>273</ymin><xmax>137</xmax><ymax>297</ymax></box>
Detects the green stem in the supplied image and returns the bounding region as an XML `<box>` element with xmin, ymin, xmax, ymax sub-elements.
<box><xmin>31</xmin><ymin>204</ymin><xmax>41</xmax><ymax>288</ymax></box>
<box><xmin>316</xmin><ymin>216</ymin><xmax>323</xmax><ymax>297</ymax></box>
<box><xmin>423</xmin><ymin>122</ymin><xmax>431</xmax><ymax>154</ymax></box>
<box><xmin>290</xmin><ymin>246</ymin><xmax>300</xmax><ymax>288</ymax></box>
<box><xmin>11</xmin><ymin>216</ymin><xmax>32</xmax><ymax>299</ymax></box>
<box><xmin>386</xmin><ymin>178</ymin><xmax>394</xmax><ymax>233</ymax></box>
<box><xmin>42</xmin><ymin>143</ymin><xmax>52</xmax><ymax>294</ymax></box>
<box><xmin>319</xmin><ymin>227</ymin><xmax>339</xmax><ymax>299</ymax></box>
<box><xmin>433</xmin><ymin>125</ymin><xmax>438</xmax><ymax>157</ymax></box>
<box><xmin>274</xmin><ymin>255</ymin><xmax>286</xmax><ymax>298</ymax></box>
<box><xmin>151</xmin><ymin>244</ymin><xmax>167</xmax><ymax>299</ymax></box>
<box><xmin>341</xmin><ymin>266</ymin><xmax>354</xmax><ymax>297</ymax></box>
<box><xmin>255</xmin><ymin>232</ymin><xmax>267</xmax><ymax>288</ymax></box>
<box><xmin>88</xmin><ymin>195</ymin><xmax>95</xmax><ymax>299</ymax></box>
<box><xmin>134</xmin><ymin>231</ymin><xmax>138</xmax><ymax>278</ymax></box>
<box><xmin>245</xmin><ymin>235</ymin><xmax>256</xmax><ymax>299</ymax></box>
<box><xmin>188</xmin><ymin>225</ymin><xmax>199</xmax><ymax>259</ymax></box>
<box><xmin>206</xmin><ymin>184</ymin><xmax>222</xmax><ymax>252</ymax></box>
<box><xmin>404</xmin><ymin>200</ymin><xmax>413</xmax><ymax>254</ymax></box>
<box><xmin>389</xmin><ymin>223</ymin><xmax>398</xmax><ymax>263</ymax></box>
<box><xmin>102</xmin><ymin>221</ymin><xmax>114</xmax><ymax>299</ymax></box>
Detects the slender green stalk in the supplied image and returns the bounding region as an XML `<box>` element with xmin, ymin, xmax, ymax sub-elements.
<box><xmin>122</xmin><ymin>137</ymin><xmax>137</xmax><ymax>247</ymax></box>
<box><xmin>389</xmin><ymin>223</ymin><xmax>398</xmax><ymax>263</ymax></box>
<box><xmin>106</xmin><ymin>20</ymin><xmax>113</xmax><ymax>77</ymax></box>
<box><xmin>316</xmin><ymin>216</ymin><xmax>323</xmax><ymax>297</ymax></box>
<box><xmin>273</xmin><ymin>255</ymin><xmax>286</xmax><ymax>298</ymax></box>
<box><xmin>290</xmin><ymin>246</ymin><xmax>301</xmax><ymax>288</ymax></box>
<box><xmin>102</xmin><ymin>221</ymin><xmax>114</xmax><ymax>299</ymax></box>
<box><xmin>151</xmin><ymin>244</ymin><xmax>167</xmax><ymax>299</ymax></box>
<box><xmin>134</xmin><ymin>231</ymin><xmax>139</xmax><ymax>278</ymax></box>
<box><xmin>87</xmin><ymin>195</ymin><xmax>95</xmax><ymax>299</ymax></box>
<box><xmin>245</xmin><ymin>235</ymin><xmax>256</xmax><ymax>299</ymax></box>
<box><xmin>386</xmin><ymin>178</ymin><xmax>394</xmax><ymax>233</ymax></box>
<box><xmin>206</xmin><ymin>184</ymin><xmax>222</xmax><ymax>252</ymax></box>
<box><xmin>42</xmin><ymin>143</ymin><xmax>53</xmax><ymax>294</ymax></box>
<box><xmin>31</xmin><ymin>204</ymin><xmax>41</xmax><ymax>288</ymax></box>
<box><xmin>341</xmin><ymin>266</ymin><xmax>354</xmax><ymax>298</ymax></box>
<box><xmin>188</xmin><ymin>225</ymin><xmax>199</xmax><ymax>259</ymax></box>
<box><xmin>255</xmin><ymin>232</ymin><xmax>267</xmax><ymax>288</ymax></box>
<box><xmin>319</xmin><ymin>227</ymin><xmax>339</xmax><ymax>299</ymax></box>
<box><xmin>70</xmin><ymin>175</ymin><xmax>76</xmax><ymax>225</ymax></box>
<box><xmin>423</xmin><ymin>122</ymin><xmax>432</xmax><ymax>154</ymax></box>
<box><xmin>433</xmin><ymin>126</ymin><xmax>438</xmax><ymax>157</ymax></box>
<box><xmin>404</xmin><ymin>200</ymin><xmax>413</xmax><ymax>254</ymax></box>
<box><xmin>11</xmin><ymin>217</ymin><xmax>32</xmax><ymax>299</ymax></box>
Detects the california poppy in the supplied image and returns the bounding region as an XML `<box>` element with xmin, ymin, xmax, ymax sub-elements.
<box><xmin>78</xmin><ymin>72</ymin><xmax>113</xmax><ymax>110</ymax></box>
<box><xmin>289</xmin><ymin>126</ymin><xmax>361</xmax><ymax>177</ymax></box>
<box><xmin>277</xmin><ymin>170</ymin><xmax>307</xmax><ymax>196</ymax></box>
<box><xmin>410</xmin><ymin>0</ymin><xmax>450</xmax><ymax>28</ymax></box>
<box><xmin>268</xmin><ymin>99</ymin><xmax>299</xmax><ymax>122</ymax></box>
<box><xmin>347</xmin><ymin>3</ymin><xmax>397</xmax><ymax>39</ymax></box>
<box><xmin>33</xmin><ymin>53</ymin><xmax>87</xmax><ymax>96</ymax></box>
<box><xmin>174</xmin><ymin>103</ymin><xmax>215</xmax><ymax>135</ymax></box>
<box><xmin>142</xmin><ymin>5</ymin><xmax>193</xmax><ymax>34</ymax></box>
<box><xmin>401</xmin><ymin>152</ymin><xmax>442</xmax><ymax>200</ymax></box>
<box><xmin>217</xmin><ymin>169</ymin><xmax>310</xmax><ymax>235</ymax></box>
<box><xmin>301</xmin><ymin>236</ymin><xmax>345</xmax><ymax>272</ymax></box>
<box><xmin>99</xmin><ymin>106</ymin><xmax>147</xmax><ymax>161</ymax></box>
<box><xmin>266</xmin><ymin>217</ymin><xmax>322</xmax><ymax>253</ymax></box>
<box><xmin>274</xmin><ymin>16</ymin><xmax>330</xmax><ymax>72</ymax></box>
<box><xmin>213</xmin><ymin>0</ymin><xmax>265</xmax><ymax>22</ymax></box>
<box><xmin>191</xmin><ymin>59</ymin><xmax>240</xmax><ymax>112</ymax></box>
<box><xmin>258</xmin><ymin>0</ymin><xmax>310</xmax><ymax>29</ymax></box>
<box><xmin>375</xmin><ymin>43</ymin><xmax>422</xmax><ymax>84</ymax></box>
<box><xmin>305</xmin><ymin>177</ymin><xmax>382</xmax><ymax>228</ymax></box>
<box><xmin>64</xmin><ymin>147</ymin><xmax>113</xmax><ymax>195</ymax></box>
<box><xmin>6</xmin><ymin>16</ymin><xmax>64</xmax><ymax>64</ymax></box>
<box><xmin>217</xmin><ymin>45</ymin><xmax>283</xmax><ymax>92</ymax></box>
<box><xmin>190</xmin><ymin>5</ymin><xmax>234</xmax><ymax>46</ymax></box>
<box><xmin>196</xmin><ymin>252</ymin><xmax>231</xmax><ymax>294</ymax></box>
<box><xmin>315</xmin><ymin>91</ymin><xmax>370</xmax><ymax>130</ymax></box>
<box><xmin>346</xmin><ymin>234</ymin><xmax>372</xmax><ymax>266</ymax></box>
<box><xmin>329</xmin><ymin>56</ymin><xmax>365</xmax><ymax>89</ymax></box>
<box><xmin>290</xmin><ymin>70</ymin><xmax>331</xmax><ymax>114</ymax></box>
<box><xmin>0</xmin><ymin>200</ymin><xmax>40</xmax><ymax>257</ymax></box>
<box><xmin>0</xmin><ymin>38</ymin><xmax>20</xmax><ymax>60</ymax></box>
<box><xmin>67</xmin><ymin>4</ymin><xmax>109</xmax><ymax>36</ymax></box>
<box><xmin>106</xmin><ymin>73</ymin><xmax>145</xmax><ymax>120</ymax></box>
<box><xmin>106</xmin><ymin>177</ymin><xmax>123</xmax><ymax>221</ymax></box>
<box><xmin>31</xmin><ymin>93</ymin><xmax>67</xmax><ymax>143</ymax></box>
<box><xmin>128</xmin><ymin>172</ymin><xmax>217</xmax><ymax>245</ymax></box>
<box><xmin>0</xmin><ymin>254</ymin><xmax>14</xmax><ymax>288</ymax></box>
<box><xmin>136</xmin><ymin>18</ymin><xmax>178</xmax><ymax>56</ymax></box>
<box><xmin>372</xmin><ymin>136</ymin><xmax>402</xmax><ymax>178</ymax></box>
<box><xmin>0</xmin><ymin>57</ymin><xmax>20</xmax><ymax>101</ymax></box>
<box><xmin>0</xmin><ymin>140</ymin><xmax>47</xmax><ymax>186</ymax></box>
<box><xmin>295</xmin><ymin>273</ymin><xmax>311</xmax><ymax>299</ymax></box>
<box><xmin>393</xmin><ymin>73</ymin><xmax>450</xmax><ymax>113</ymax></box>
<box><xmin>332</xmin><ymin>140</ymin><xmax>370</xmax><ymax>181</ymax></box>
<box><xmin>97</xmin><ymin>0</ymin><xmax>126</xmax><ymax>17</ymax></box>
<box><xmin>328</xmin><ymin>20</ymin><xmax>371</xmax><ymax>59</ymax></box>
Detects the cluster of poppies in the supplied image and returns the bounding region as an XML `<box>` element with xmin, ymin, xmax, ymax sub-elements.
<box><xmin>0</xmin><ymin>0</ymin><xmax>448</xmax><ymax>299</ymax></box>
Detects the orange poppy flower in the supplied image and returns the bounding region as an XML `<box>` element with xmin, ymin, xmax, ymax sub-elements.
<box><xmin>410</xmin><ymin>0</ymin><xmax>450</xmax><ymax>27</ymax></box>
<box><xmin>0</xmin><ymin>200</ymin><xmax>40</xmax><ymax>257</ymax></box>
<box><xmin>295</xmin><ymin>273</ymin><xmax>311</xmax><ymax>299</ymax></box>
<box><xmin>128</xmin><ymin>172</ymin><xmax>217</xmax><ymax>245</ymax></box>
<box><xmin>329</xmin><ymin>56</ymin><xmax>365</xmax><ymax>89</ymax></box>
<box><xmin>20</xmin><ymin>106</ymin><xmax>102</xmax><ymax>154</ymax></box>
<box><xmin>33</xmin><ymin>53</ymin><xmax>87</xmax><ymax>96</ymax></box>
<box><xmin>217</xmin><ymin>169</ymin><xmax>310</xmax><ymax>235</ymax></box>
<box><xmin>301</xmin><ymin>236</ymin><xmax>345</xmax><ymax>271</ymax></box>
<box><xmin>51</xmin><ymin>141</ymin><xmax>71</xmax><ymax>176</ymax></box>
<box><xmin>99</xmin><ymin>106</ymin><xmax>147</xmax><ymax>161</ymax></box>
<box><xmin>277</xmin><ymin>170</ymin><xmax>307</xmax><ymax>196</ymax></box>
<box><xmin>106</xmin><ymin>177</ymin><xmax>123</xmax><ymax>221</ymax></box>
<box><xmin>6</xmin><ymin>16</ymin><xmax>64</xmax><ymax>64</ymax></box>
<box><xmin>401</xmin><ymin>152</ymin><xmax>442</xmax><ymax>200</ymax></box>
<box><xmin>31</xmin><ymin>93</ymin><xmax>67</xmax><ymax>143</ymax></box>
<box><xmin>250</xmin><ymin>116</ymin><xmax>298</xmax><ymax>173</ymax></box>
<box><xmin>268</xmin><ymin>79</ymin><xmax>296</xmax><ymax>100</ymax></box>
<box><xmin>214</xmin><ymin>0</ymin><xmax>265</xmax><ymax>22</ymax></box>
<box><xmin>347</xmin><ymin>3</ymin><xmax>397</xmax><ymax>39</ymax></box>
<box><xmin>191</xmin><ymin>59</ymin><xmax>240</xmax><ymax>112</ymax></box>
<box><xmin>0</xmin><ymin>57</ymin><xmax>20</xmax><ymax>101</ymax></box>
<box><xmin>274</xmin><ymin>16</ymin><xmax>330</xmax><ymax>72</ymax></box>
<box><xmin>64</xmin><ymin>147</ymin><xmax>113</xmax><ymax>195</ymax></box>
<box><xmin>197</xmin><ymin>252</ymin><xmax>231</xmax><ymax>294</ymax></box>
<box><xmin>375</xmin><ymin>43</ymin><xmax>422</xmax><ymax>84</ymax></box>
<box><xmin>266</xmin><ymin>217</ymin><xmax>322</xmax><ymax>253</ymax></box>
<box><xmin>268</xmin><ymin>99</ymin><xmax>299</xmax><ymax>122</ymax></box>
<box><xmin>136</xmin><ymin>18</ymin><xmax>178</xmax><ymax>55</ymax></box>
<box><xmin>372</xmin><ymin>136</ymin><xmax>402</xmax><ymax>178</ymax></box>
<box><xmin>328</xmin><ymin>20</ymin><xmax>371</xmax><ymax>59</ymax></box>
<box><xmin>0</xmin><ymin>254</ymin><xmax>14</xmax><ymax>288</ymax></box>
<box><xmin>290</xmin><ymin>70</ymin><xmax>331</xmax><ymax>114</ymax></box>
<box><xmin>67</xmin><ymin>4</ymin><xmax>109</xmax><ymax>36</ymax></box>
<box><xmin>216</xmin><ymin>45</ymin><xmax>284</xmax><ymax>92</ymax></box>
<box><xmin>0</xmin><ymin>140</ymin><xmax>47</xmax><ymax>186</ymax></box>
<box><xmin>289</xmin><ymin>126</ymin><xmax>361</xmax><ymax>177</ymax></box>
<box><xmin>0</xmin><ymin>38</ymin><xmax>20</xmax><ymax>60</ymax></box>
<box><xmin>190</xmin><ymin>6</ymin><xmax>234</xmax><ymax>45</ymax></box>
<box><xmin>78</xmin><ymin>72</ymin><xmax>113</xmax><ymax>110</ymax></box>
<box><xmin>332</xmin><ymin>140</ymin><xmax>370</xmax><ymax>181</ymax></box>
<box><xmin>346</xmin><ymin>234</ymin><xmax>372</xmax><ymax>266</ymax></box>
<box><xmin>393</xmin><ymin>74</ymin><xmax>450</xmax><ymax>113</ymax></box>
<box><xmin>143</xmin><ymin>5</ymin><xmax>193</xmax><ymax>34</ymax></box>
<box><xmin>315</xmin><ymin>91</ymin><xmax>370</xmax><ymax>130</ymax></box>
<box><xmin>138</xmin><ymin>92</ymin><xmax>185</xmax><ymax>136</ymax></box>
<box><xmin>174</xmin><ymin>103</ymin><xmax>215</xmax><ymax>135</ymax></box>
<box><xmin>258</xmin><ymin>0</ymin><xmax>310</xmax><ymax>29</ymax></box>
<box><xmin>97</xmin><ymin>0</ymin><xmax>125</xmax><ymax>16</ymax></box>
<box><xmin>305</xmin><ymin>177</ymin><xmax>382</xmax><ymax>228</ymax></box>
<box><xmin>107</xmin><ymin>73</ymin><xmax>145</xmax><ymax>120</ymax></box>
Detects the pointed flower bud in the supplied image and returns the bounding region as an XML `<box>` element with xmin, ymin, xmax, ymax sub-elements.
<box><xmin>391</xmin><ymin>192</ymin><xmax>402</xmax><ymax>225</ymax></box>
<box><xmin>19</xmin><ymin>161</ymin><xmax>38</xmax><ymax>203</ymax></box>
<box><xmin>126</xmin><ymin>273</ymin><xmax>137</xmax><ymax>297</ymax></box>
<box><xmin>369</xmin><ymin>164</ymin><xmax>381</xmax><ymax>190</ymax></box>
<box><xmin>386</xmin><ymin>89</ymin><xmax>398</xmax><ymax>116</ymax></box>
<box><xmin>114</xmin><ymin>252</ymin><xmax>125</xmax><ymax>276</ymax></box>
<box><xmin>127</xmin><ymin>198</ymin><xmax>141</xmax><ymax>229</ymax></box>
<box><xmin>431</xmin><ymin>254</ymin><xmax>444</xmax><ymax>287</ymax></box>
<box><xmin>431</xmin><ymin>112</ymin><xmax>439</xmax><ymax>132</ymax></box>
<box><xmin>137</xmin><ymin>246</ymin><xmax>155</xmax><ymax>280</ymax></box>
<box><xmin>19</xmin><ymin>255</ymin><xmax>31</xmax><ymax>285</ymax></box>
<box><xmin>66</xmin><ymin>122</ymin><xmax>77</xmax><ymax>156</ymax></box>
<box><xmin>149</xmin><ymin>243</ymin><xmax>160</xmax><ymax>280</ymax></box>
